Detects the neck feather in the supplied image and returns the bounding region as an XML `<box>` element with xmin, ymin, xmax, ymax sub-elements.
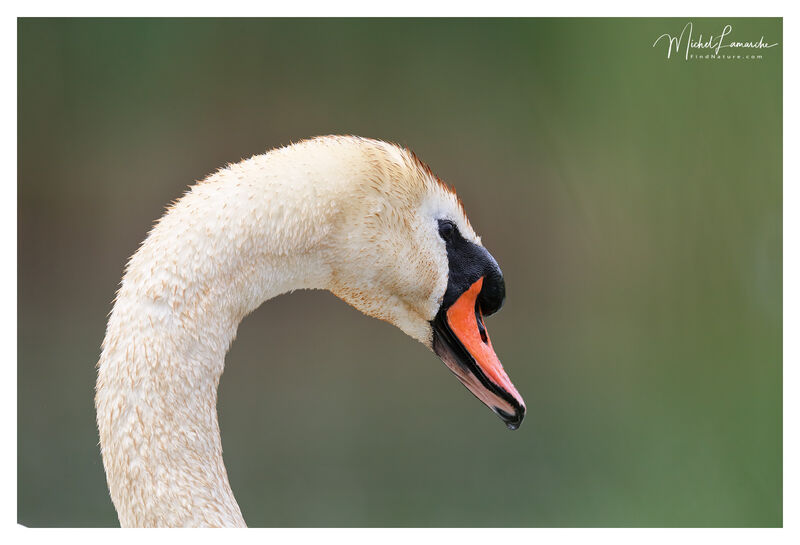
<box><xmin>95</xmin><ymin>149</ymin><xmax>348</xmax><ymax>526</ymax></box>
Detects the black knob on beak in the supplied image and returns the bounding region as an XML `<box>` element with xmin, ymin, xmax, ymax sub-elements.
<box><xmin>479</xmin><ymin>265</ymin><xmax>505</xmax><ymax>317</ymax></box>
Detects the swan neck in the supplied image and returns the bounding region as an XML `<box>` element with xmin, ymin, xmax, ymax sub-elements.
<box><xmin>96</xmin><ymin>159</ymin><xmax>336</xmax><ymax>527</ymax></box>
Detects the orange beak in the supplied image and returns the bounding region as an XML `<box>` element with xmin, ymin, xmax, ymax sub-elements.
<box><xmin>432</xmin><ymin>277</ymin><xmax>526</xmax><ymax>429</ymax></box>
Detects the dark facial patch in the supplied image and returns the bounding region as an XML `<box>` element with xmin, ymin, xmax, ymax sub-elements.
<box><xmin>436</xmin><ymin>219</ymin><xmax>505</xmax><ymax>315</ymax></box>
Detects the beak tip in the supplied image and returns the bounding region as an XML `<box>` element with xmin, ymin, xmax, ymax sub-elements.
<box><xmin>496</xmin><ymin>404</ymin><xmax>525</xmax><ymax>430</ymax></box>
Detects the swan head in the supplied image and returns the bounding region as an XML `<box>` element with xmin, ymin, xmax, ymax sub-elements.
<box><xmin>326</xmin><ymin>139</ymin><xmax>525</xmax><ymax>430</ymax></box>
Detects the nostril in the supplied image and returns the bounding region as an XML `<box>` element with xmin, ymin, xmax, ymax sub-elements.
<box><xmin>475</xmin><ymin>304</ymin><xmax>489</xmax><ymax>344</ymax></box>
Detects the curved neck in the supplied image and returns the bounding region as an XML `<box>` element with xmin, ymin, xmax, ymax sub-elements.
<box><xmin>96</xmin><ymin>155</ymin><xmax>341</xmax><ymax>526</ymax></box>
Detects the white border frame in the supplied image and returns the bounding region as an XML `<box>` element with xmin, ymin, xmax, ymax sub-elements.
<box><xmin>4</xmin><ymin>3</ymin><xmax>792</xmax><ymax>542</ymax></box>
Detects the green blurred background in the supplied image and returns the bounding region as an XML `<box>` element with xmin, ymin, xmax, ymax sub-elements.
<box><xmin>18</xmin><ymin>18</ymin><xmax>782</xmax><ymax>527</ymax></box>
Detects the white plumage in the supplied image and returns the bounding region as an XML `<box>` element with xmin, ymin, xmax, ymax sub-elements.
<box><xmin>95</xmin><ymin>136</ymin><xmax>481</xmax><ymax>527</ymax></box>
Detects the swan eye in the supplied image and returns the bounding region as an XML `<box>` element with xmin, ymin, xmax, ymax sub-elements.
<box><xmin>438</xmin><ymin>220</ymin><xmax>455</xmax><ymax>242</ymax></box>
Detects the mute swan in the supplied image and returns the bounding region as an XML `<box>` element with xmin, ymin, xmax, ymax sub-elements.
<box><xmin>95</xmin><ymin>135</ymin><xmax>525</xmax><ymax>527</ymax></box>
